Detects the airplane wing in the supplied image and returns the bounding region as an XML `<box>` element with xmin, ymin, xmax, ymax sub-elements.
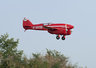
<box><xmin>43</xmin><ymin>25</ymin><xmax>57</xmax><ymax>31</ymax></box>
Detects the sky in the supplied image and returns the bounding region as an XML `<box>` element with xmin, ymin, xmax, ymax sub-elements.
<box><xmin>0</xmin><ymin>0</ymin><xmax>96</xmax><ymax>68</ymax></box>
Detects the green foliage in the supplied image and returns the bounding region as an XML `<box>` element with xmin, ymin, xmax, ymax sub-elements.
<box><xmin>0</xmin><ymin>33</ymin><xmax>23</xmax><ymax>68</ymax></box>
<box><xmin>0</xmin><ymin>34</ymin><xmax>86</xmax><ymax>68</ymax></box>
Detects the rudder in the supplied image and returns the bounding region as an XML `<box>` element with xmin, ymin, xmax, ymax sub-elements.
<box><xmin>23</xmin><ymin>17</ymin><xmax>33</xmax><ymax>30</ymax></box>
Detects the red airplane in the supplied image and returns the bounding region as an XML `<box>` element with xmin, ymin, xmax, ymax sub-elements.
<box><xmin>23</xmin><ymin>18</ymin><xmax>74</xmax><ymax>40</ymax></box>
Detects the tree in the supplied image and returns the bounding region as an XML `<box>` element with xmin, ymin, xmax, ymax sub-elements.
<box><xmin>0</xmin><ymin>33</ymin><xmax>86</xmax><ymax>68</ymax></box>
<box><xmin>0</xmin><ymin>33</ymin><xmax>23</xmax><ymax>68</ymax></box>
<box><xmin>28</xmin><ymin>49</ymin><xmax>82</xmax><ymax>68</ymax></box>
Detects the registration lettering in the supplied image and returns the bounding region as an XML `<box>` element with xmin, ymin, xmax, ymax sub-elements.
<box><xmin>33</xmin><ymin>26</ymin><xmax>43</xmax><ymax>29</ymax></box>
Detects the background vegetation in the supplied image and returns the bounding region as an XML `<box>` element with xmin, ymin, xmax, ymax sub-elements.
<box><xmin>0</xmin><ymin>34</ymin><xmax>85</xmax><ymax>68</ymax></box>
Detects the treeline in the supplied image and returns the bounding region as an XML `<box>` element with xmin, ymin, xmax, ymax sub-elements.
<box><xmin>0</xmin><ymin>34</ymin><xmax>85</xmax><ymax>68</ymax></box>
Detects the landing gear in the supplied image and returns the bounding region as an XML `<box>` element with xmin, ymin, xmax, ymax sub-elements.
<box><xmin>56</xmin><ymin>35</ymin><xmax>65</xmax><ymax>40</ymax></box>
<box><xmin>56</xmin><ymin>35</ymin><xmax>60</xmax><ymax>40</ymax></box>
<box><xmin>62</xmin><ymin>35</ymin><xmax>65</xmax><ymax>40</ymax></box>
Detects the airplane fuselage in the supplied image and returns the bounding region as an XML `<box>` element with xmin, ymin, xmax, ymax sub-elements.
<box><xmin>23</xmin><ymin>18</ymin><xmax>74</xmax><ymax>40</ymax></box>
<box><xmin>24</xmin><ymin>23</ymin><xmax>73</xmax><ymax>35</ymax></box>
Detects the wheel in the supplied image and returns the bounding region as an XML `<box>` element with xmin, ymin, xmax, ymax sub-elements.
<box><xmin>62</xmin><ymin>37</ymin><xmax>65</xmax><ymax>40</ymax></box>
<box><xmin>56</xmin><ymin>36</ymin><xmax>60</xmax><ymax>40</ymax></box>
<box><xmin>62</xmin><ymin>36</ymin><xmax>65</xmax><ymax>40</ymax></box>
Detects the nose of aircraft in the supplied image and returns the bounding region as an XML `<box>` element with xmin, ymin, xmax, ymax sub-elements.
<box><xmin>71</xmin><ymin>25</ymin><xmax>74</xmax><ymax>29</ymax></box>
<box><xmin>69</xmin><ymin>25</ymin><xmax>74</xmax><ymax>29</ymax></box>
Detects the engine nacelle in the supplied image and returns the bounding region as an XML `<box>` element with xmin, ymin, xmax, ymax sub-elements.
<box><xmin>48</xmin><ymin>29</ymin><xmax>66</xmax><ymax>35</ymax></box>
<box><xmin>48</xmin><ymin>29</ymin><xmax>71</xmax><ymax>35</ymax></box>
<box><xmin>67</xmin><ymin>30</ymin><xmax>71</xmax><ymax>35</ymax></box>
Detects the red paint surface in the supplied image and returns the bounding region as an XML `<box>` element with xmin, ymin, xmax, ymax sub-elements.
<box><xmin>23</xmin><ymin>18</ymin><xmax>74</xmax><ymax>40</ymax></box>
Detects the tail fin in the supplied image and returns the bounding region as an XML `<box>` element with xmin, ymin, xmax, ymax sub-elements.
<box><xmin>23</xmin><ymin>17</ymin><xmax>33</xmax><ymax>30</ymax></box>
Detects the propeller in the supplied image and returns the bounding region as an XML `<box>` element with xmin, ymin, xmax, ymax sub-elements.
<box><xmin>65</xmin><ymin>24</ymin><xmax>68</xmax><ymax>32</ymax></box>
<box><xmin>71</xmin><ymin>30</ymin><xmax>72</xmax><ymax>33</ymax></box>
<box><xmin>24</xmin><ymin>30</ymin><xmax>26</xmax><ymax>32</ymax></box>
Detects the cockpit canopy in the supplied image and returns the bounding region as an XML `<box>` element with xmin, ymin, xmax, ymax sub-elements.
<box><xmin>43</xmin><ymin>23</ymin><xmax>52</xmax><ymax>26</ymax></box>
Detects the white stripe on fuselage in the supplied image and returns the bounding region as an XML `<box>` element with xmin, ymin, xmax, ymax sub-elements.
<box><xmin>32</xmin><ymin>25</ymin><xmax>66</xmax><ymax>29</ymax></box>
<box><xmin>47</xmin><ymin>25</ymin><xmax>65</xmax><ymax>28</ymax></box>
